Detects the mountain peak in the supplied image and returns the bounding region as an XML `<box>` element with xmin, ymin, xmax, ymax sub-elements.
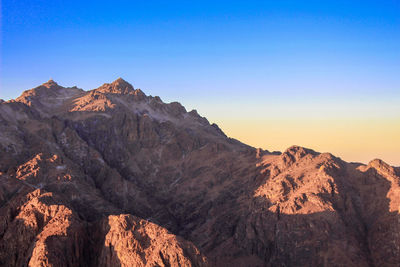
<box><xmin>96</xmin><ymin>78</ymin><xmax>135</xmax><ymax>95</ymax></box>
<box><xmin>42</xmin><ymin>79</ymin><xmax>60</xmax><ymax>89</ymax></box>
<box><xmin>367</xmin><ymin>158</ymin><xmax>396</xmax><ymax>177</ymax></box>
<box><xmin>113</xmin><ymin>77</ymin><xmax>128</xmax><ymax>84</ymax></box>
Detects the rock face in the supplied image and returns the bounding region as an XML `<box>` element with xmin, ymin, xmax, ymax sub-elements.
<box><xmin>93</xmin><ymin>215</ymin><xmax>206</xmax><ymax>267</ymax></box>
<box><xmin>0</xmin><ymin>78</ymin><xmax>399</xmax><ymax>266</ymax></box>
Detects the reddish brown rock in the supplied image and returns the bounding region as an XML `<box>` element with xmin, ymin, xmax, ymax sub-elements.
<box><xmin>0</xmin><ymin>79</ymin><xmax>399</xmax><ymax>266</ymax></box>
<box><xmin>93</xmin><ymin>214</ymin><xmax>207</xmax><ymax>267</ymax></box>
<box><xmin>0</xmin><ymin>188</ymin><xmax>86</xmax><ymax>267</ymax></box>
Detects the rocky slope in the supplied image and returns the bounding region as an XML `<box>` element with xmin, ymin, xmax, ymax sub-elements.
<box><xmin>0</xmin><ymin>78</ymin><xmax>399</xmax><ymax>266</ymax></box>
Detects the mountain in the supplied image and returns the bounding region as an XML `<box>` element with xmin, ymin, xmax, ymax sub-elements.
<box><xmin>0</xmin><ymin>78</ymin><xmax>399</xmax><ymax>266</ymax></box>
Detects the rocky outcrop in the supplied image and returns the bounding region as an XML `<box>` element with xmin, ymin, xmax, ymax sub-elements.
<box><xmin>0</xmin><ymin>188</ymin><xmax>86</xmax><ymax>267</ymax></box>
<box><xmin>92</xmin><ymin>214</ymin><xmax>207</xmax><ymax>267</ymax></box>
<box><xmin>0</xmin><ymin>78</ymin><xmax>399</xmax><ymax>266</ymax></box>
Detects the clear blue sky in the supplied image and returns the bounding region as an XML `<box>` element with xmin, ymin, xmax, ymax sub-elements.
<box><xmin>2</xmin><ymin>0</ymin><xmax>399</xmax><ymax>100</ymax></box>
<box><xmin>1</xmin><ymin>0</ymin><xmax>400</xmax><ymax>164</ymax></box>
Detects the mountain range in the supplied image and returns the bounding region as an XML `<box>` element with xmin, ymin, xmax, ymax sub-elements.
<box><xmin>0</xmin><ymin>78</ymin><xmax>399</xmax><ymax>266</ymax></box>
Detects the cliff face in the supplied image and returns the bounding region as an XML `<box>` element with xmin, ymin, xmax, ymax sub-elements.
<box><xmin>0</xmin><ymin>79</ymin><xmax>399</xmax><ymax>266</ymax></box>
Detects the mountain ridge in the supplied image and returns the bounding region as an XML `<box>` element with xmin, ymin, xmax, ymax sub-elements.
<box><xmin>8</xmin><ymin>78</ymin><xmax>391</xmax><ymax>166</ymax></box>
<box><xmin>0</xmin><ymin>79</ymin><xmax>399</xmax><ymax>266</ymax></box>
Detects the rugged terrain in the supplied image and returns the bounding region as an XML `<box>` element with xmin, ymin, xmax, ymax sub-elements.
<box><xmin>0</xmin><ymin>78</ymin><xmax>399</xmax><ymax>266</ymax></box>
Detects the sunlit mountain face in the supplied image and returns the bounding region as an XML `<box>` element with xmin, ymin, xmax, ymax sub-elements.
<box><xmin>0</xmin><ymin>79</ymin><xmax>399</xmax><ymax>266</ymax></box>
<box><xmin>1</xmin><ymin>1</ymin><xmax>399</xmax><ymax>266</ymax></box>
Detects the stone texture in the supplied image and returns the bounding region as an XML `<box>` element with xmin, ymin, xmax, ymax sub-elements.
<box><xmin>0</xmin><ymin>78</ymin><xmax>399</xmax><ymax>266</ymax></box>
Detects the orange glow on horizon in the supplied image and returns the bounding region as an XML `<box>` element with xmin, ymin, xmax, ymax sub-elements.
<box><xmin>217</xmin><ymin>117</ymin><xmax>400</xmax><ymax>166</ymax></box>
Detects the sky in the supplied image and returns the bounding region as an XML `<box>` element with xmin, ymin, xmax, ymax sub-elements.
<box><xmin>1</xmin><ymin>0</ymin><xmax>399</xmax><ymax>165</ymax></box>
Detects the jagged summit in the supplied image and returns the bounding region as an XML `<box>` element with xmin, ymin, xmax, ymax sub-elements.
<box><xmin>114</xmin><ymin>77</ymin><xmax>128</xmax><ymax>83</ymax></box>
<box><xmin>281</xmin><ymin>145</ymin><xmax>317</xmax><ymax>161</ymax></box>
<box><xmin>366</xmin><ymin>158</ymin><xmax>397</xmax><ymax>177</ymax></box>
<box><xmin>14</xmin><ymin>80</ymin><xmax>82</xmax><ymax>112</ymax></box>
<box><xmin>16</xmin><ymin>79</ymin><xmax>65</xmax><ymax>103</ymax></box>
<box><xmin>95</xmin><ymin>77</ymin><xmax>139</xmax><ymax>95</ymax></box>
<box><xmin>42</xmin><ymin>79</ymin><xmax>59</xmax><ymax>88</ymax></box>
<box><xmin>111</xmin><ymin>77</ymin><xmax>131</xmax><ymax>88</ymax></box>
<box><xmin>368</xmin><ymin>158</ymin><xmax>389</xmax><ymax>167</ymax></box>
<box><xmin>9</xmin><ymin>79</ymin><xmax>214</xmax><ymax>125</ymax></box>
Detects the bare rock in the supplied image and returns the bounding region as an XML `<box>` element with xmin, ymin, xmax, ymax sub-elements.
<box><xmin>93</xmin><ymin>214</ymin><xmax>207</xmax><ymax>267</ymax></box>
<box><xmin>0</xmin><ymin>79</ymin><xmax>399</xmax><ymax>266</ymax></box>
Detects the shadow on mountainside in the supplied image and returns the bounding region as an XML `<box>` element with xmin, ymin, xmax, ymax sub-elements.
<box><xmin>1</xmin><ymin>87</ymin><xmax>400</xmax><ymax>266</ymax></box>
<box><xmin>5</xmin><ymin>161</ymin><xmax>399</xmax><ymax>267</ymax></box>
<box><xmin>213</xmin><ymin>157</ymin><xmax>400</xmax><ymax>267</ymax></box>
<box><xmin>0</xmin><ymin>173</ymin><xmax>205</xmax><ymax>267</ymax></box>
<box><xmin>52</xmin><ymin>110</ymin><xmax>400</xmax><ymax>266</ymax></box>
<box><xmin>0</xmin><ymin>181</ymin><xmax>90</xmax><ymax>267</ymax></box>
<box><xmin>89</xmin><ymin>214</ymin><xmax>206</xmax><ymax>267</ymax></box>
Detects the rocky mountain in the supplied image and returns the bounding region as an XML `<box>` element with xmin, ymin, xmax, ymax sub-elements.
<box><xmin>0</xmin><ymin>78</ymin><xmax>399</xmax><ymax>266</ymax></box>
